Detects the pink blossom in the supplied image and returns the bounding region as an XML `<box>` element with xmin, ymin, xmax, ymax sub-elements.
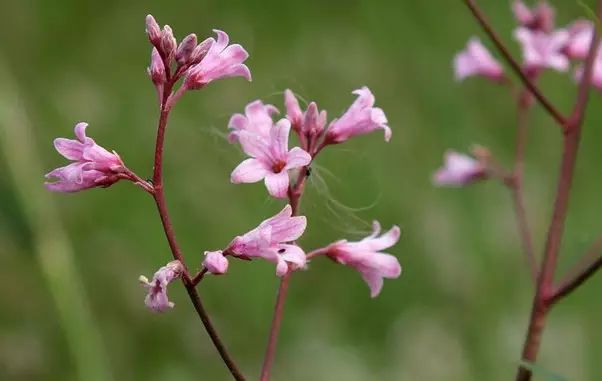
<box><xmin>325</xmin><ymin>87</ymin><xmax>390</xmax><ymax>144</ymax></box>
<box><xmin>227</xmin><ymin>205</ymin><xmax>307</xmax><ymax>276</ymax></box>
<box><xmin>284</xmin><ymin>90</ymin><xmax>327</xmax><ymax>143</ymax></box>
<box><xmin>433</xmin><ymin>151</ymin><xmax>486</xmax><ymax>186</ymax></box>
<box><xmin>230</xmin><ymin>119</ymin><xmax>312</xmax><ymax>198</ymax></box>
<box><xmin>574</xmin><ymin>51</ymin><xmax>602</xmax><ymax>90</ymax></box>
<box><xmin>284</xmin><ymin>89</ymin><xmax>304</xmax><ymax>131</ymax></box>
<box><xmin>148</xmin><ymin>47</ymin><xmax>166</xmax><ymax>86</ymax></box>
<box><xmin>139</xmin><ymin>261</ymin><xmax>184</xmax><ymax>312</ymax></box>
<box><xmin>183</xmin><ymin>29</ymin><xmax>251</xmax><ymax>89</ymax></box>
<box><xmin>565</xmin><ymin>20</ymin><xmax>594</xmax><ymax>60</ymax></box>
<box><xmin>227</xmin><ymin>100</ymin><xmax>279</xmax><ymax>143</ymax></box>
<box><xmin>453</xmin><ymin>37</ymin><xmax>504</xmax><ymax>82</ymax></box>
<box><xmin>45</xmin><ymin>122</ymin><xmax>125</xmax><ymax>192</ymax></box>
<box><xmin>512</xmin><ymin>1</ymin><xmax>555</xmax><ymax>32</ymax></box>
<box><xmin>325</xmin><ymin>221</ymin><xmax>401</xmax><ymax>297</ymax></box>
<box><xmin>203</xmin><ymin>251</ymin><xmax>229</xmax><ymax>274</ymax></box>
<box><xmin>514</xmin><ymin>27</ymin><xmax>569</xmax><ymax>73</ymax></box>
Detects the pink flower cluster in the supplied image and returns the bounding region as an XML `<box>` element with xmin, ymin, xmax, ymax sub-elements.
<box><xmin>228</xmin><ymin>86</ymin><xmax>391</xmax><ymax>198</ymax></box>
<box><xmin>453</xmin><ymin>1</ymin><xmax>599</xmax><ymax>86</ymax></box>
<box><xmin>45</xmin><ymin>14</ymin><xmax>403</xmax><ymax>313</ymax></box>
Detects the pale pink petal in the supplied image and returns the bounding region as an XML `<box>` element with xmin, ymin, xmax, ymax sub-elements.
<box><xmin>361</xmin><ymin>224</ymin><xmax>401</xmax><ymax>251</ymax></box>
<box><xmin>361</xmin><ymin>270</ymin><xmax>385</xmax><ymax>298</ymax></box>
<box><xmin>53</xmin><ymin>138</ymin><xmax>84</xmax><ymax>160</ymax></box>
<box><xmin>270</xmin><ymin>119</ymin><xmax>291</xmax><ymax>158</ymax></box>
<box><xmin>284</xmin><ymin>147</ymin><xmax>311</xmax><ymax>170</ymax></box>
<box><xmin>74</xmin><ymin>122</ymin><xmax>89</xmax><ymax>143</ymax></box>
<box><xmin>284</xmin><ymin>89</ymin><xmax>303</xmax><ymax>127</ymax></box>
<box><xmin>264</xmin><ymin>171</ymin><xmax>289</xmax><ymax>199</ymax></box>
<box><xmin>231</xmin><ymin>158</ymin><xmax>271</xmax><ymax>183</ymax></box>
<box><xmin>238</xmin><ymin>131</ymin><xmax>271</xmax><ymax>159</ymax></box>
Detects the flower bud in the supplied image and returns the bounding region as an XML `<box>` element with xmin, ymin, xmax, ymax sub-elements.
<box><xmin>303</xmin><ymin>102</ymin><xmax>326</xmax><ymax>137</ymax></box>
<box><xmin>203</xmin><ymin>251</ymin><xmax>229</xmax><ymax>274</ymax></box>
<box><xmin>176</xmin><ymin>33</ymin><xmax>197</xmax><ymax>65</ymax></box>
<box><xmin>148</xmin><ymin>47</ymin><xmax>166</xmax><ymax>86</ymax></box>
<box><xmin>161</xmin><ymin>25</ymin><xmax>177</xmax><ymax>62</ymax></box>
<box><xmin>145</xmin><ymin>15</ymin><xmax>162</xmax><ymax>46</ymax></box>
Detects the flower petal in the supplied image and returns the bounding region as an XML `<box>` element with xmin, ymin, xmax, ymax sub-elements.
<box><xmin>264</xmin><ymin>171</ymin><xmax>289</xmax><ymax>198</ymax></box>
<box><xmin>285</xmin><ymin>147</ymin><xmax>312</xmax><ymax>170</ymax></box>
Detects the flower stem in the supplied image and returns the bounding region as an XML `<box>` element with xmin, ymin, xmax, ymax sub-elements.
<box><xmin>260</xmin><ymin>166</ymin><xmax>311</xmax><ymax>381</ymax></box>
<box><xmin>515</xmin><ymin>4</ymin><xmax>602</xmax><ymax>379</ymax></box>
<box><xmin>151</xmin><ymin>81</ymin><xmax>246</xmax><ymax>381</ymax></box>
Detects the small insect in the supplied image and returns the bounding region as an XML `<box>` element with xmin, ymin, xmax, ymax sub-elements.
<box><xmin>305</xmin><ymin>166</ymin><xmax>312</xmax><ymax>177</ymax></box>
<box><xmin>278</xmin><ymin>248</ymin><xmax>286</xmax><ymax>254</ymax></box>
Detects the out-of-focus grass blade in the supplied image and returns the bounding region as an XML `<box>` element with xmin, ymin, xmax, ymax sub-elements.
<box><xmin>519</xmin><ymin>361</ymin><xmax>569</xmax><ymax>381</ymax></box>
<box><xmin>578</xmin><ymin>1</ymin><xmax>602</xmax><ymax>32</ymax></box>
<box><xmin>0</xmin><ymin>63</ymin><xmax>113</xmax><ymax>381</ymax></box>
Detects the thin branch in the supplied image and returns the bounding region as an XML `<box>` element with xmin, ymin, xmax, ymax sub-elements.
<box><xmin>463</xmin><ymin>0</ymin><xmax>567</xmax><ymax>127</ymax></box>
<box><xmin>515</xmin><ymin>4</ymin><xmax>602</xmax><ymax>380</ymax></box>
<box><xmin>510</xmin><ymin>94</ymin><xmax>537</xmax><ymax>282</ymax></box>
<box><xmin>550</xmin><ymin>237</ymin><xmax>602</xmax><ymax>304</ymax></box>
<box><xmin>151</xmin><ymin>81</ymin><xmax>246</xmax><ymax>381</ymax></box>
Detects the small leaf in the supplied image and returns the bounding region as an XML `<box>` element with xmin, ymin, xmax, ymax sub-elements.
<box><xmin>519</xmin><ymin>361</ymin><xmax>569</xmax><ymax>381</ymax></box>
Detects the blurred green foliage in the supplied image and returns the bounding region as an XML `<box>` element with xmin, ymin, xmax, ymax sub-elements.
<box><xmin>0</xmin><ymin>0</ymin><xmax>601</xmax><ymax>380</ymax></box>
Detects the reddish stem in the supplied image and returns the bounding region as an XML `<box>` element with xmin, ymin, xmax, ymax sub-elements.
<box><xmin>462</xmin><ymin>0</ymin><xmax>567</xmax><ymax>127</ymax></box>
<box><xmin>515</xmin><ymin>6</ymin><xmax>602</xmax><ymax>380</ymax></box>
<box><xmin>151</xmin><ymin>79</ymin><xmax>246</xmax><ymax>381</ymax></box>
<box><xmin>260</xmin><ymin>166</ymin><xmax>310</xmax><ymax>381</ymax></box>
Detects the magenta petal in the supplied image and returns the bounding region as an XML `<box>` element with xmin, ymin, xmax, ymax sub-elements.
<box><xmin>54</xmin><ymin>138</ymin><xmax>84</xmax><ymax>160</ymax></box>
<box><xmin>231</xmin><ymin>158</ymin><xmax>270</xmax><ymax>183</ymax></box>
<box><xmin>203</xmin><ymin>251</ymin><xmax>229</xmax><ymax>274</ymax></box>
<box><xmin>264</xmin><ymin>171</ymin><xmax>289</xmax><ymax>198</ymax></box>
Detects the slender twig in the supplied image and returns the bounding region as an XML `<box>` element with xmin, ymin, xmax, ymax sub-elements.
<box><xmin>550</xmin><ymin>237</ymin><xmax>602</xmax><ymax>304</ymax></box>
<box><xmin>306</xmin><ymin>247</ymin><xmax>330</xmax><ymax>260</ymax></box>
<box><xmin>509</xmin><ymin>92</ymin><xmax>538</xmax><ymax>283</ymax></box>
<box><xmin>260</xmin><ymin>166</ymin><xmax>311</xmax><ymax>381</ymax></box>
<box><xmin>151</xmin><ymin>79</ymin><xmax>246</xmax><ymax>381</ymax></box>
<box><xmin>462</xmin><ymin>0</ymin><xmax>568</xmax><ymax>127</ymax></box>
<box><xmin>192</xmin><ymin>268</ymin><xmax>208</xmax><ymax>286</ymax></box>
<box><xmin>515</xmin><ymin>5</ymin><xmax>602</xmax><ymax>380</ymax></box>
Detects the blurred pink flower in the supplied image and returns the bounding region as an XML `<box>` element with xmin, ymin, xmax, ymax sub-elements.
<box><xmin>433</xmin><ymin>151</ymin><xmax>486</xmax><ymax>186</ymax></box>
<box><xmin>228</xmin><ymin>205</ymin><xmax>307</xmax><ymax>276</ymax></box>
<box><xmin>184</xmin><ymin>29</ymin><xmax>251</xmax><ymax>89</ymax></box>
<box><xmin>325</xmin><ymin>221</ymin><xmax>401</xmax><ymax>297</ymax></box>
<box><xmin>139</xmin><ymin>261</ymin><xmax>184</xmax><ymax>313</ymax></box>
<box><xmin>514</xmin><ymin>27</ymin><xmax>569</xmax><ymax>73</ymax></box>
<box><xmin>574</xmin><ymin>51</ymin><xmax>602</xmax><ymax>90</ymax></box>
<box><xmin>203</xmin><ymin>251</ymin><xmax>229</xmax><ymax>274</ymax></box>
<box><xmin>45</xmin><ymin>122</ymin><xmax>125</xmax><ymax>192</ymax></box>
<box><xmin>228</xmin><ymin>100</ymin><xmax>279</xmax><ymax>143</ymax></box>
<box><xmin>326</xmin><ymin>87</ymin><xmax>390</xmax><ymax>144</ymax></box>
<box><xmin>565</xmin><ymin>20</ymin><xmax>594</xmax><ymax>60</ymax></box>
<box><xmin>512</xmin><ymin>1</ymin><xmax>555</xmax><ymax>32</ymax></box>
<box><xmin>453</xmin><ymin>37</ymin><xmax>504</xmax><ymax>82</ymax></box>
<box><xmin>230</xmin><ymin>119</ymin><xmax>311</xmax><ymax>198</ymax></box>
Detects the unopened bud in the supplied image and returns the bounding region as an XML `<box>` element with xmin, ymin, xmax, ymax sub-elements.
<box><xmin>145</xmin><ymin>15</ymin><xmax>162</xmax><ymax>46</ymax></box>
<box><xmin>161</xmin><ymin>25</ymin><xmax>177</xmax><ymax>62</ymax></box>
<box><xmin>303</xmin><ymin>102</ymin><xmax>326</xmax><ymax>137</ymax></box>
<box><xmin>148</xmin><ymin>47</ymin><xmax>166</xmax><ymax>85</ymax></box>
<box><xmin>189</xmin><ymin>37</ymin><xmax>214</xmax><ymax>65</ymax></box>
<box><xmin>176</xmin><ymin>33</ymin><xmax>197</xmax><ymax>65</ymax></box>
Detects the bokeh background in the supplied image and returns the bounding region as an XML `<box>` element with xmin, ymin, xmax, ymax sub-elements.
<box><xmin>1</xmin><ymin>0</ymin><xmax>601</xmax><ymax>380</ymax></box>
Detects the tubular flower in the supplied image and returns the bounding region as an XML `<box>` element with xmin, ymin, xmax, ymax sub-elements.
<box><xmin>432</xmin><ymin>151</ymin><xmax>487</xmax><ymax>186</ymax></box>
<box><xmin>325</xmin><ymin>222</ymin><xmax>401</xmax><ymax>297</ymax></box>
<box><xmin>139</xmin><ymin>261</ymin><xmax>184</xmax><ymax>313</ymax></box>
<box><xmin>230</xmin><ymin>119</ymin><xmax>311</xmax><ymax>198</ymax></box>
<box><xmin>514</xmin><ymin>27</ymin><xmax>569</xmax><ymax>73</ymax></box>
<box><xmin>227</xmin><ymin>205</ymin><xmax>307</xmax><ymax>276</ymax></box>
<box><xmin>227</xmin><ymin>100</ymin><xmax>279</xmax><ymax>143</ymax></box>
<box><xmin>325</xmin><ymin>87</ymin><xmax>390</xmax><ymax>144</ymax></box>
<box><xmin>45</xmin><ymin>122</ymin><xmax>125</xmax><ymax>192</ymax></box>
<box><xmin>564</xmin><ymin>20</ymin><xmax>594</xmax><ymax>60</ymax></box>
<box><xmin>453</xmin><ymin>37</ymin><xmax>504</xmax><ymax>82</ymax></box>
<box><xmin>184</xmin><ymin>29</ymin><xmax>251</xmax><ymax>89</ymax></box>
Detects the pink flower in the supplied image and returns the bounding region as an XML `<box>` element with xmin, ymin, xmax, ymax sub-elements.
<box><xmin>284</xmin><ymin>90</ymin><xmax>327</xmax><ymax>139</ymax></box>
<box><xmin>453</xmin><ymin>37</ymin><xmax>504</xmax><ymax>82</ymax></box>
<box><xmin>228</xmin><ymin>100</ymin><xmax>279</xmax><ymax>143</ymax></box>
<box><xmin>230</xmin><ymin>119</ymin><xmax>312</xmax><ymax>198</ymax></box>
<box><xmin>325</xmin><ymin>87</ymin><xmax>390</xmax><ymax>144</ymax></box>
<box><xmin>574</xmin><ymin>51</ymin><xmax>602</xmax><ymax>90</ymax></box>
<box><xmin>512</xmin><ymin>1</ymin><xmax>555</xmax><ymax>33</ymax></box>
<box><xmin>284</xmin><ymin>89</ymin><xmax>304</xmax><ymax>131</ymax></box>
<box><xmin>565</xmin><ymin>20</ymin><xmax>594</xmax><ymax>60</ymax></box>
<box><xmin>203</xmin><ymin>251</ymin><xmax>229</xmax><ymax>274</ymax></box>
<box><xmin>184</xmin><ymin>29</ymin><xmax>251</xmax><ymax>89</ymax></box>
<box><xmin>514</xmin><ymin>27</ymin><xmax>569</xmax><ymax>73</ymax></box>
<box><xmin>325</xmin><ymin>221</ymin><xmax>401</xmax><ymax>297</ymax></box>
<box><xmin>45</xmin><ymin>122</ymin><xmax>125</xmax><ymax>192</ymax></box>
<box><xmin>227</xmin><ymin>205</ymin><xmax>307</xmax><ymax>276</ymax></box>
<box><xmin>433</xmin><ymin>151</ymin><xmax>486</xmax><ymax>186</ymax></box>
<box><xmin>139</xmin><ymin>261</ymin><xmax>184</xmax><ymax>312</ymax></box>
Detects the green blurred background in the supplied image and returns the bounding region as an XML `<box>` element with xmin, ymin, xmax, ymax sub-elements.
<box><xmin>1</xmin><ymin>0</ymin><xmax>601</xmax><ymax>380</ymax></box>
